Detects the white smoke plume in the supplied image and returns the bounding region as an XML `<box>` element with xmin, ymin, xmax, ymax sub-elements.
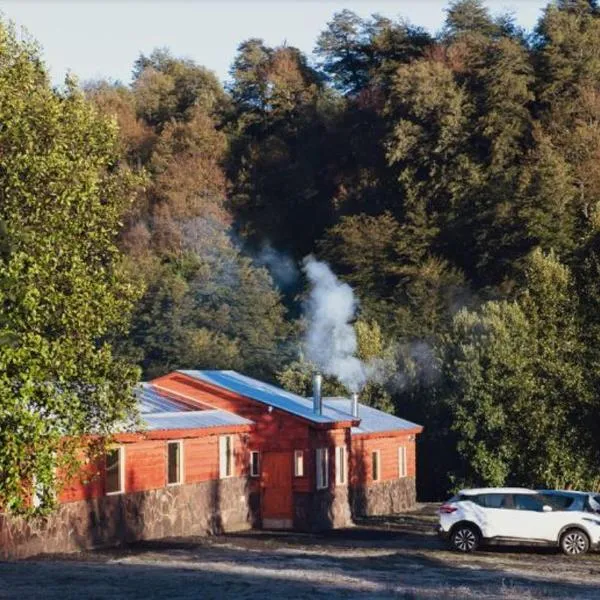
<box><xmin>303</xmin><ymin>256</ymin><xmax>366</xmax><ymax>392</ymax></box>
<box><xmin>255</xmin><ymin>242</ymin><xmax>299</xmax><ymax>289</ymax></box>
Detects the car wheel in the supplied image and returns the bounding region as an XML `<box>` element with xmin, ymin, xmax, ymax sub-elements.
<box><xmin>450</xmin><ymin>524</ymin><xmax>480</xmax><ymax>553</ymax></box>
<box><xmin>560</xmin><ymin>529</ymin><xmax>590</xmax><ymax>556</ymax></box>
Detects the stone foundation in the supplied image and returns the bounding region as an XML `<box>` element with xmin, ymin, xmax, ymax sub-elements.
<box><xmin>351</xmin><ymin>477</ymin><xmax>416</xmax><ymax>517</ymax></box>
<box><xmin>293</xmin><ymin>486</ymin><xmax>353</xmax><ymax>531</ymax></box>
<box><xmin>0</xmin><ymin>477</ymin><xmax>252</xmax><ymax>559</ymax></box>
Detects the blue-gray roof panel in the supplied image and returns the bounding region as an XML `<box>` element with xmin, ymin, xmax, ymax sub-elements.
<box><xmin>178</xmin><ymin>370</ymin><xmax>339</xmax><ymax>424</ymax></box>
<box><xmin>178</xmin><ymin>370</ymin><xmax>421</xmax><ymax>433</ymax></box>
<box><xmin>135</xmin><ymin>382</ymin><xmax>252</xmax><ymax>432</ymax></box>
<box><xmin>324</xmin><ymin>398</ymin><xmax>421</xmax><ymax>434</ymax></box>
<box><xmin>136</xmin><ymin>383</ymin><xmax>193</xmax><ymax>414</ymax></box>
<box><xmin>143</xmin><ymin>409</ymin><xmax>252</xmax><ymax>431</ymax></box>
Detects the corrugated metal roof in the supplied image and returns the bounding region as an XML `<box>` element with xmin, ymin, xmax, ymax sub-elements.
<box><xmin>324</xmin><ymin>398</ymin><xmax>421</xmax><ymax>435</ymax></box>
<box><xmin>177</xmin><ymin>370</ymin><xmax>421</xmax><ymax>433</ymax></box>
<box><xmin>143</xmin><ymin>409</ymin><xmax>252</xmax><ymax>432</ymax></box>
<box><xmin>136</xmin><ymin>383</ymin><xmax>193</xmax><ymax>414</ymax></box>
<box><xmin>178</xmin><ymin>370</ymin><xmax>340</xmax><ymax>424</ymax></box>
<box><xmin>135</xmin><ymin>382</ymin><xmax>252</xmax><ymax>431</ymax></box>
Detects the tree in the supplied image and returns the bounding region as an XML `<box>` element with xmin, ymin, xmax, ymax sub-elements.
<box><xmin>132</xmin><ymin>48</ymin><xmax>227</xmax><ymax>127</ymax></box>
<box><xmin>445</xmin><ymin>250</ymin><xmax>595</xmax><ymax>489</ymax></box>
<box><xmin>0</xmin><ymin>23</ymin><xmax>141</xmax><ymax>514</ymax></box>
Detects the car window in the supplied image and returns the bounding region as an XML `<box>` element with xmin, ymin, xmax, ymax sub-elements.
<box><xmin>514</xmin><ymin>494</ymin><xmax>545</xmax><ymax>511</ymax></box>
<box><xmin>473</xmin><ymin>494</ymin><xmax>506</xmax><ymax>508</ymax></box>
<box><xmin>588</xmin><ymin>495</ymin><xmax>600</xmax><ymax>513</ymax></box>
<box><xmin>541</xmin><ymin>494</ymin><xmax>574</xmax><ymax>510</ymax></box>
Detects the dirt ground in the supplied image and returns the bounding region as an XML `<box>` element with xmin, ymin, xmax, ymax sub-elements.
<box><xmin>2</xmin><ymin>504</ymin><xmax>600</xmax><ymax>599</ymax></box>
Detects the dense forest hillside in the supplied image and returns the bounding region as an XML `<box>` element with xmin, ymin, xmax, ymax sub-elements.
<box><xmin>2</xmin><ymin>0</ymin><xmax>600</xmax><ymax>510</ymax></box>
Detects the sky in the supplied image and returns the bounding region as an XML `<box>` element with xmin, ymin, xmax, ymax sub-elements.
<box><xmin>2</xmin><ymin>1</ymin><xmax>550</xmax><ymax>87</ymax></box>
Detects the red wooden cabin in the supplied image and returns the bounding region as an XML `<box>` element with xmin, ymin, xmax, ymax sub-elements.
<box><xmin>1</xmin><ymin>371</ymin><xmax>422</xmax><ymax>558</ymax></box>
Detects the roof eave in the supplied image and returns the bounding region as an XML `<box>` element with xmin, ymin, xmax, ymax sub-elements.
<box><xmin>352</xmin><ymin>426</ymin><xmax>423</xmax><ymax>439</ymax></box>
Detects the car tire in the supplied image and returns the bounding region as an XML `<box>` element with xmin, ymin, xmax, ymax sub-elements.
<box><xmin>560</xmin><ymin>529</ymin><xmax>590</xmax><ymax>556</ymax></box>
<box><xmin>450</xmin><ymin>524</ymin><xmax>480</xmax><ymax>553</ymax></box>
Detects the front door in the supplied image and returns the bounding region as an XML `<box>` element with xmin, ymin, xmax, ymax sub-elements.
<box><xmin>261</xmin><ymin>451</ymin><xmax>293</xmax><ymax>529</ymax></box>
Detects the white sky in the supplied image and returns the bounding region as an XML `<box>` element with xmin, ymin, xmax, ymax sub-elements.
<box><xmin>2</xmin><ymin>1</ymin><xmax>549</xmax><ymax>86</ymax></box>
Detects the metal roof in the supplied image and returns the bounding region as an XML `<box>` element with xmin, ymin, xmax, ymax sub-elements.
<box><xmin>143</xmin><ymin>409</ymin><xmax>252</xmax><ymax>432</ymax></box>
<box><xmin>178</xmin><ymin>370</ymin><xmax>421</xmax><ymax>433</ymax></box>
<box><xmin>324</xmin><ymin>398</ymin><xmax>422</xmax><ymax>435</ymax></box>
<box><xmin>136</xmin><ymin>383</ymin><xmax>193</xmax><ymax>414</ymax></box>
<box><xmin>178</xmin><ymin>370</ymin><xmax>341</xmax><ymax>424</ymax></box>
<box><xmin>135</xmin><ymin>383</ymin><xmax>252</xmax><ymax>431</ymax></box>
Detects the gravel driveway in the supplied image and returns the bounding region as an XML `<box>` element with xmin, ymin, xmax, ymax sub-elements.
<box><xmin>2</xmin><ymin>505</ymin><xmax>600</xmax><ymax>599</ymax></box>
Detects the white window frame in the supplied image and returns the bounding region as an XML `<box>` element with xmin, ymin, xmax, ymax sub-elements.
<box><xmin>294</xmin><ymin>450</ymin><xmax>304</xmax><ymax>477</ymax></box>
<box><xmin>219</xmin><ymin>435</ymin><xmax>234</xmax><ymax>479</ymax></box>
<box><xmin>335</xmin><ymin>446</ymin><xmax>347</xmax><ymax>486</ymax></box>
<box><xmin>316</xmin><ymin>448</ymin><xmax>329</xmax><ymax>490</ymax></box>
<box><xmin>372</xmin><ymin>449</ymin><xmax>381</xmax><ymax>482</ymax></box>
<box><xmin>167</xmin><ymin>440</ymin><xmax>184</xmax><ymax>486</ymax></box>
<box><xmin>105</xmin><ymin>446</ymin><xmax>125</xmax><ymax>495</ymax></box>
<box><xmin>398</xmin><ymin>446</ymin><xmax>407</xmax><ymax>478</ymax></box>
<box><xmin>249</xmin><ymin>450</ymin><xmax>260</xmax><ymax>477</ymax></box>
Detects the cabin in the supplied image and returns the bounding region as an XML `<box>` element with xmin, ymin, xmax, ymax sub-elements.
<box><xmin>0</xmin><ymin>371</ymin><xmax>422</xmax><ymax>558</ymax></box>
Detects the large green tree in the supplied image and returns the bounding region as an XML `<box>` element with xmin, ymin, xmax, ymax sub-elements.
<box><xmin>0</xmin><ymin>24</ymin><xmax>141</xmax><ymax>513</ymax></box>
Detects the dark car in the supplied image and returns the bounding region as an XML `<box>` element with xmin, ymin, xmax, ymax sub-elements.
<box><xmin>538</xmin><ymin>490</ymin><xmax>600</xmax><ymax>514</ymax></box>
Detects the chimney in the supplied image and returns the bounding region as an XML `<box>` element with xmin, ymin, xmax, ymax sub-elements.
<box><xmin>351</xmin><ymin>392</ymin><xmax>359</xmax><ymax>418</ymax></box>
<box><xmin>313</xmin><ymin>373</ymin><xmax>322</xmax><ymax>415</ymax></box>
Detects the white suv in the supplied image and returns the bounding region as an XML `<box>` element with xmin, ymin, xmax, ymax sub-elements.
<box><xmin>438</xmin><ymin>487</ymin><xmax>600</xmax><ymax>555</ymax></box>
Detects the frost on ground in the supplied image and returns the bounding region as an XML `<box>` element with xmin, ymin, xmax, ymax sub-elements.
<box><xmin>1</xmin><ymin>505</ymin><xmax>600</xmax><ymax>599</ymax></box>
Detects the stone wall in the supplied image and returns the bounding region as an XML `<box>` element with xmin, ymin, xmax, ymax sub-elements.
<box><xmin>293</xmin><ymin>486</ymin><xmax>353</xmax><ymax>531</ymax></box>
<box><xmin>350</xmin><ymin>477</ymin><xmax>416</xmax><ymax>517</ymax></box>
<box><xmin>0</xmin><ymin>477</ymin><xmax>252</xmax><ymax>559</ymax></box>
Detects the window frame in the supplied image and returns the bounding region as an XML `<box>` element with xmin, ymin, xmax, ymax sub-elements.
<box><xmin>316</xmin><ymin>448</ymin><xmax>329</xmax><ymax>490</ymax></box>
<box><xmin>294</xmin><ymin>450</ymin><xmax>304</xmax><ymax>477</ymax></box>
<box><xmin>166</xmin><ymin>440</ymin><xmax>184</xmax><ymax>486</ymax></box>
<box><xmin>371</xmin><ymin>450</ymin><xmax>381</xmax><ymax>482</ymax></box>
<box><xmin>398</xmin><ymin>446</ymin><xmax>407</xmax><ymax>478</ymax></box>
<box><xmin>105</xmin><ymin>446</ymin><xmax>125</xmax><ymax>496</ymax></box>
<box><xmin>249</xmin><ymin>450</ymin><xmax>260</xmax><ymax>478</ymax></box>
<box><xmin>335</xmin><ymin>446</ymin><xmax>347</xmax><ymax>486</ymax></box>
<box><xmin>219</xmin><ymin>435</ymin><xmax>234</xmax><ymax>479</ymax></box>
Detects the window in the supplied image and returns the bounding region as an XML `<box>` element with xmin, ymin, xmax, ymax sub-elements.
<box><xmin>250</xmin><ymin>451</ymin><xmax>260</xmax><ymax>477</ymax></box>
<box><xmin>167</xmin><ymin>441</ymin><xmax>183</xmax><ymax>485</ymax></box>
<box><xmin>105</xmin><ymin>447</ymin><xmax>124</xmax><ymax>495</ymax></box>
<box><xmin>316</xmin><ymin>448</ymin><xmax>329</xmax><ymax>490</ymax></box>
<box><xmin>335</xmin><ymin>446</ymin><xmax>347</xmax><ymax>485</ymax></box>
<box><xmin>514</xmin><ymin>494</ymin><xmax>545</xmax><ymax>512</ymax></box>
<box><xmin>472</xmin><ymin>494</ymin><xmax>506</xmax><ymax>509</ymax></box>
<box><xmin>294</xmin><ymin>450</ymin><xmax>304</xmax><ymax>477</ymax></box>
<box><xmin>371</xmin><ymin>450</ymin><xmax>380</xmax><ymax>482</ymax></box>
<box><xmin>398</xmin><ymin>446</ymin><xmax>407</xmax><ymax>478</ymax></box>
<box><xmin>219</xmin><ymin>435</ymin><xmax>234</xmax><ymax>479</ymax></box>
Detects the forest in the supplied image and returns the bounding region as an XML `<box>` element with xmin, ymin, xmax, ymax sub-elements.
<box><xmin>1</xmin><ymin>0</ymin><xmax>600</xmax><ymax>512</ymax></box>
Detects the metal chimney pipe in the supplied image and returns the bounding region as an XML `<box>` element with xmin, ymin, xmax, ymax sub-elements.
<box><xmin>351</xmin><ymin>392</ymin><xmax>359</xmax><ymax>418</ymax></box>
<box><xmin>313</xmin><ymin>373</ymin><xmax>323</xmax><ymax>415</ymax></box>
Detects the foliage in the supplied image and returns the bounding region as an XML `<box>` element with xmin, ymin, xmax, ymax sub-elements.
<box><xmin>0</xmin><ymin>23</ymin><xmax>141</xmax><ymax>513</ymax></box>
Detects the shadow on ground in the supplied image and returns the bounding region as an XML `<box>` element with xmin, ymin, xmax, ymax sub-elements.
<box><xmin>2</xmin><ymin>506</ymin><xmax>600</xmax><ymax>599</ymax></box>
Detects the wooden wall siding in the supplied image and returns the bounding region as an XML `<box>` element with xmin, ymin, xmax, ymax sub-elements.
<box><xmin>350</xmin><ymin>433</ymin><xmax>416</xmax><ymax>484</ymax></box>
<box><xmin>59</xmin><ymin>433</ymin><xmax>247</xmax><ymax>504</ymax></box>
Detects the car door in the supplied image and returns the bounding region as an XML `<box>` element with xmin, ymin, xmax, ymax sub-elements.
<box><xmin>512</xmin><ymin>493</ymin><xmax>563</xmax><ymax>541</ymax></box>
<box><xmin>470</xmin><ymin>493</ymin><xmax>515</xmax><ymax>539</ymax></box>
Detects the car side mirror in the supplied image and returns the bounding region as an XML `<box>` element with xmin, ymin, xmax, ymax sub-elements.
<box><xmin>542</xmin><ymin>505</ymin><xmax>553</xmax><ymax>513</ymax></box>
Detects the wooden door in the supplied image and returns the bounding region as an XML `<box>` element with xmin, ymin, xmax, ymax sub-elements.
<box><xmin>261</xmin><ymin>451</ymin><xmax>293</xmax><ymax>529</ymax></box>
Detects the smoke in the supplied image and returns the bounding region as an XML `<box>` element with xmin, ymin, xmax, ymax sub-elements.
<box><xmin>255</xmin><ymin>242</ymin><xmax>299</xmax><ymax>290</ymax></box>
<box><xmin>302</xmin><ymin>256</ymin><xmax>366</xmax><ymax>392</ymax></box>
